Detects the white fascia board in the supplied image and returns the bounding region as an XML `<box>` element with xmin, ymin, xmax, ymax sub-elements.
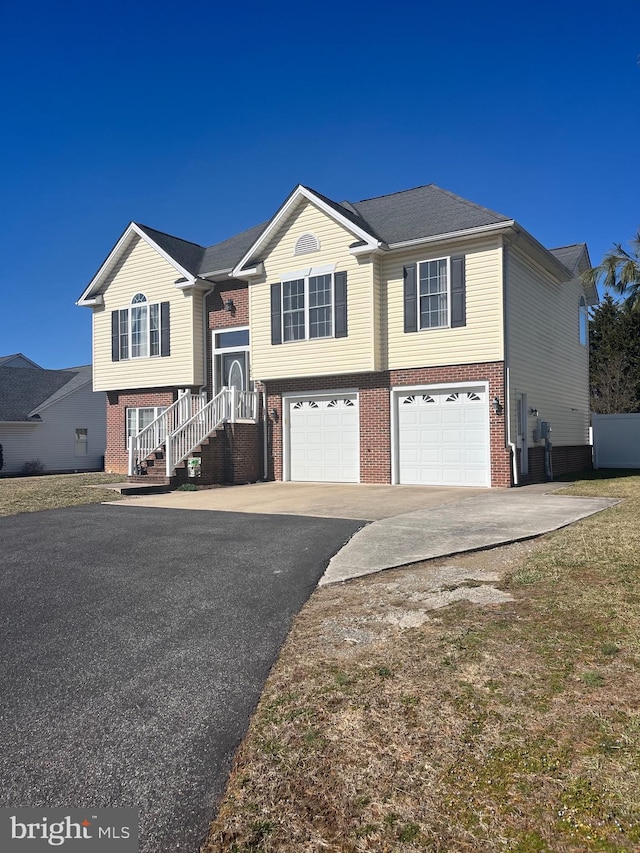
<box><xmin>349</xmin><ymin>244</ymin><xmax>385</xmax><ymax>257</ymax></box>
<box><xmin>0</xmin><ymin>420</ymin><xmax>41</xmax><ymax>426</ymax></box>
<box><xmin>174</xmin><ymin>277</ymin><xmax>213</xmax><ymax>292</ymax></box>
<box><xmin>387</xmin><ymin>221</ymin><xmax>516</xmax><ymax>251</ymax></box>
<box><xmin>231</xmin><ymin>186</ymin><xmax>380</xmax><ymax>278</ymax></box>
<box><xmin>233</xmin><ymin>263</ymin><xmax>264</xmax><ymax>281</ymax></box>
<box><xmin>76</xmin><ymin>222</ymin><xmax>196</xmax><ymax>306</ymax></box>
<box><xmin>199</xmin><ymin>268</ymin><xmax>233</xmax><ymax>280</ymax></box>
<box><xmin>509</xmin><ymin>224</ymin><xmax>574</xmax><ymax>282</ymax></box>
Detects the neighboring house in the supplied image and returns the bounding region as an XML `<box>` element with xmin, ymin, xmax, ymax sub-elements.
<box><xmin>77</xmin><ymin>184</ymin><xmax>597</xmax><ymax>488</ymax></box>
<box><xmin>0</xmin><ymin>353</ymin><xmax>42</xmax><ymax>369</ymax></box>
<box><xmin>0</xmin><ymin>365</ymin><xmax>106</xmax><ymax>475</ymax></box>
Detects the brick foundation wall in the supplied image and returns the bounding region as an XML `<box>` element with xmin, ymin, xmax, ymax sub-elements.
<box><xmin>266</xmin><ymin>361</ymin><xmax>512</xmax><ymax>487</ymax></box>
<box><xmin>522</xmin><ymin>445</ymin><xmax>593</xmax><ymax>484</ymax></box>
<box><xmin>105</xmin><ymin>388</ymin><xmax>177</xmax><ymax>474</ymax></box>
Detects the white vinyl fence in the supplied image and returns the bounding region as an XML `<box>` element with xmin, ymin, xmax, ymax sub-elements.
<box><xmin>592</xmin><ymin>413</ymin><xmax>640</xmax><ymax>469</ymax></box>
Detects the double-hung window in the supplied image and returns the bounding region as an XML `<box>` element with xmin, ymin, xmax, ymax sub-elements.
<box><xmin>282</xmin><ymin>273</ymin><xmax>334</xmax><ymax>342</ymax></box>
<box><xmin>112</xmin><ymin>296</ymin><xmax>170</xmax><ymax>361</ymax></box>
<box><xmin>419</xmin><ymin>258</ymin><xmax>449</xmax><ymax>329</ymax></box>
<box><xmin>126</xmin><ymin>406</ymin><xmax>166</xmax><ymax>443</ymax></box>
<box><xmin>271</xmin><ymin>267</ymin><xmax>347</xmax><ymax>345</ymax></box>
<box><xmin>403</xmin><ymin>255</ymin><xmax>466</xmax><ymax>333</ymax></box>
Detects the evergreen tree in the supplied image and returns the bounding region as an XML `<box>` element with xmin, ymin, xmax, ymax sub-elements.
<box><xmin>589</xmin><ymin>294</ymin><xmax>640</xmax><ymax>413</ymax></box>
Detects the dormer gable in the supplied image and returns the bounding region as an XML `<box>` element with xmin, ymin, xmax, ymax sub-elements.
<box><xmin>77</xmin><ymin>223</ymin><xmax>205</xmax><ymax>306</ymax></box>
<box><xmin>231</xmin><ymin>185</ymin><xmax>383</xmax><ymax>279</ymax></box>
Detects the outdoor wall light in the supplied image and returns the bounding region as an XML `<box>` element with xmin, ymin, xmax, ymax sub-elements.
<box><xmin>492</xmin><ymin>396</ymin><xmax>503</xmax><ymax>415</ymax></box>
<box><xmin>529</xmin><ymin>407</ymin><xmax>539</xmax><ymax>417</ymax></box>
<box><xmin>270</xmin><ymin>408</ymin><xmax>279</xmax><ymax>421</ymax></box>
<box><xmin>224</xmin><ymin>298</ymin><xmax>235</xmax><ymax>312</ymax></box>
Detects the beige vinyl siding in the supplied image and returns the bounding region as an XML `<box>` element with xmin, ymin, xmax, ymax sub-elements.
<box><xmin>385</xmin><ymin>237</ymin><xmax>504</xmax><ymax>369</ymax></box>
<box><xmin>250</xmin><ymin>200</ymin><xmax>376</xmax><ymax>380</ymax></box>
<box><xmin>0</xmin><ymin>384</ymin><xmax>106</xmax><ymax>474</ymax></box>
<box><xmin>92</xmin><ymin>236</ymin><xmax>199</xmax><ymax>392</ymax></box>
<box><xmin>506</xmin><ymin>244</ymin><xmax>589</xmax><ymax>446</ymax></box>
<box><xmin>372</xmin><ymin>254</ymin><xmax>385</xmax><ymax>370</ymax></box>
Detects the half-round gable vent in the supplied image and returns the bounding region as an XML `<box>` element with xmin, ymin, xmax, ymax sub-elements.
<box><xmin>294</xmin><ymin>233</ymin><xmax>320</xmax><ymax>255</ymax></box>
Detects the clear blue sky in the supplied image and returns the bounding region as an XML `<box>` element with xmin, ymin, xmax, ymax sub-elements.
<box><xmin>1</xmin><ymin>0</ymin><xmax>638</xmax><ymax>368</ymax></box>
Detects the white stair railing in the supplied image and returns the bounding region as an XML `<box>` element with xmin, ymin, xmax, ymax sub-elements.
<box><xmin>128</xmin><ymin>391</ymin><xmax>205</xmax><ymax>476</ymax></box>
<box><xmin>165</xmin><ymin>388</ymin><xmax>230</xmax><ymax>477</ymax></box>
<box><xmin>129</xmin><ymin>388</ymin><xmax>260</xmax><ymax>478</ymax></box>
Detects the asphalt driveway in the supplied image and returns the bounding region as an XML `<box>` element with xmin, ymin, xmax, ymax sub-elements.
<box><xmin>0</xmin><ymin>504</ymin><xmax>364</xmax><ymax>852</ymax></box>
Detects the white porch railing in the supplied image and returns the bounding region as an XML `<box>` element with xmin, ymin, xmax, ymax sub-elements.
<box><xmin>128</xmin><ymin>388</ymin><xmax>259</xmax><ymax>478</ymax></box>
<box><xmin>127</xmin><ymin>390</ymin><xmax>206</xmax><ymax>476</ymax></box>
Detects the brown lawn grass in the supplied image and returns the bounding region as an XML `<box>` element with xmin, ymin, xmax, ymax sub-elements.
<box><xmin>202</xmin><ymin>472</ymin><xmax>640</xmax><ymax>852</ymax></box>
<box><xmin>0</xmin><ymin>472</ymin><xmax>123</xmax><ymax>516</ymax></box>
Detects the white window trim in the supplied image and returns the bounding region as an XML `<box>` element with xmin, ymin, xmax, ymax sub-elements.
<box><xmin>390</xmin><ymin>381</ymin><xmax>490</xmax><ymax>486</ymax></box>
<box><xmin>120</xmin><ymin>293</ymin><xmax>162</xmax><ymax>360</ymax></box>
<box><xmin>281</xmin><ymin>389</ymin><xmax>360</xmax><ymax>482</ymax></box>
<box><xmin>416</xmin><ymin>256</ymin><xmax>451</xmax><ymax>331</ymax></box>
<box><xmin>281</xmin><ymin>269</ymin><xmax>336</xmax><ymax>343</ymax></box>
<box><xmin>211</xmin><ymin>326</ymin><xmax>251</xmax><ymax>395</ymax></box>
<box><xmin>126</xmin><ymin>406</ymin><xmax>167</xmax><ymax>444</ymax></box>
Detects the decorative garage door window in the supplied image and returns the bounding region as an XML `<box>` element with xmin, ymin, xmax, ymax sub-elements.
<box><xmin>287</xmin><ymin>393</ymin><xmax>359</xmax><ymax>483</ymax></box>
<box><xmin>396</xmin><ymin>387</ymin><xmax>489</xmax><ymax>487</ymax></box>
<box><xmin>292</xmin><ymin>398</ymin><xmax>355</xmax><ymax>410</ymax></box>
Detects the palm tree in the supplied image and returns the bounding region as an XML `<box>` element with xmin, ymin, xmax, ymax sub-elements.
<box><xmin>583</xmin><ymin>232</ymin><xmax>640</xmax><ymax>309</ymax></box>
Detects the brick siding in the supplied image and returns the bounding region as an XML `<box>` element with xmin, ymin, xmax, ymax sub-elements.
<box><xmin>266</xmin><ymin>361</ymin><xmax>513</xmax><ymax>487</ymax></box>
<box><xmin>105</xmin><ymin>388</ymin><xmax>177</xmax><ymax>474</ymax></box>
<box><xmin>522</xmin><ymin>445</ymin><xmax>593</xmax><ymax>484</ymax></box>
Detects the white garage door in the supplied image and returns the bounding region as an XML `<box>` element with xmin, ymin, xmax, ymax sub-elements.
<box><xmin>287</xmin><ymin>393</ymin><xmax>359</xmax><ymax>482</ymax></box>
<box><xmin>397</xmin><ymin>387</ymin><xmax>490</xmax><ymax>487</ymax></box>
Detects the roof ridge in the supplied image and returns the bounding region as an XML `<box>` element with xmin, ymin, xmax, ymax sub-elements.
<box><xmin>549</xmin><ymin>242</ymin><xmax>587</xmax><ymax>251</ymax></box>
<box><xmin>352</xmin><ymin>184</ymin><xmax>436</xmax><ymax>204</ymax></box>
<box><xmin>135</xmin><ymin>223</ymin><xmax>205</xmax><ymax>249</ymax></box>
<box><xmin>429</xmin><ymin>185</ymin><xmax>509</xmax><ymax>221</ymax></box>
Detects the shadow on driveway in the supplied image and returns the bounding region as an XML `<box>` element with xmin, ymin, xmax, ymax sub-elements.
<box><xmin>0</xmin><ymin>504</ymin><xmax>365</xmax><ymax>852</ymax></box>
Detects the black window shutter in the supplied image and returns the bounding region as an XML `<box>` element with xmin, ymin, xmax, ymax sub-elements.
<box><xmin>450</xmin><ymin>255</ymin><xmax>466</xmax><ymax>328</ymax></box>
<box><xmin>160</xmin><ymin>301</ymin><xmax>171</xmax><ymax>356</ymax></box>
<box><xmin>111</xmin><ymin>311</ymin><xmax>120</xmax><ymax>361</ymax></box>
<box><xmin>334</xmin><ymin>271</ymin><xmax>348</xmax><ymax>338</ymax></box>
<box><xmin>403</xmin><ymin>264</ymin><xmax>418</xmax><ymax>333</ymax></box>
<box><xmin>270</xmin><ymin>283</ymin><xmax>282</xmax><ymax>345</ymax></box>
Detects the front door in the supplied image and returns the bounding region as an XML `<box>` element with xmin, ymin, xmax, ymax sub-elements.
<box><xmin>516</xmin><ymin>393</ymin><xmax>528</xmax><ymax>476</ymax></box>
<box><xmin>213</xmin><ymin>327</ymin><xmax>251</xmax><ymax>394</ymax></box>
<box><xmin>222</xmin><ymin>352</ymin><xmax>245</xmax><ymax>390</ymax></box>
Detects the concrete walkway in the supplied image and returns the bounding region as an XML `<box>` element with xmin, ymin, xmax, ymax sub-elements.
<box><xmin>321</xmin><ymin>486</ymin><xmax>619</xmax><ymax>585</ymax></box>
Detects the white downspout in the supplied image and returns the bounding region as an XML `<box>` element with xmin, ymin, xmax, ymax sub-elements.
<box><xmin>258</xmin><ymin>382</ymin><xmax>268</xmax><ymax>480</ymax></box>
<box><xmin>200</xmin><ymin>284</ymin><xmax>216</xmax><ymax>400</ymax></box>
<box><xmin>502</xmin><ymin>240</ymin><xmax>518</xmax><ymax>486</ymax></box>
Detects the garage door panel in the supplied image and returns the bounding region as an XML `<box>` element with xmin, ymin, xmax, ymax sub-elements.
<box><xmin>398</xmin><ymin>387</ymin><xmax>490</xmax><ymax>487</ymax></box>
<box><xmin>288</xmin><ymin>394</ymin><xmax>359</xmax><ymax>483</ymax></box>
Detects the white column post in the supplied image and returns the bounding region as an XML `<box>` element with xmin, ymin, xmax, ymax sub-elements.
<box><xmin>230</xmin><ymin>386</ymin><xmax>238</xmax><ymax>423</ymax></box>
<box><xmin>165</xmin><ymin>434</ymin><xmax>172</xmax><ymax>477</ymax></box>
<box><xmin>128</xmin><ymin>437</ymin><xmax>134</xmax><ymax>477</ymax></box>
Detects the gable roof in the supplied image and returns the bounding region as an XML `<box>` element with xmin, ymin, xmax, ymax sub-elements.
<box><xmin>80</xmin><ymin>183</ymin><xmax>585</xmax><ymax>300</ymax></box>
<box><xmin>549</xmin><ymin>243</ymin><xmax>588</xmax><ymax>275</ymax></box>
<box><xmin>0</xmin><ymin>366</ymin><xmax>92</xmax><ymax>422</ymax></box>
<box><xmin>0</xmin><ymin>353</ymin><xmax>42</xmax><ymax>369</ymax></box>
<box><xmin>135</xmin><ymin>225</ymin><xmax>206</xmax><ymax>277</ymax></box>
<box><xmin>348</xmin><ymin>184</ymin><xmax>511</xmax><ymax>245</ymax></box>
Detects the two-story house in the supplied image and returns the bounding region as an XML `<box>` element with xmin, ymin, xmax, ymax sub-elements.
<box><xmin>77</xmin><ymin>184</ymin><xmax>597</xmax><ymax>488</ymax></box>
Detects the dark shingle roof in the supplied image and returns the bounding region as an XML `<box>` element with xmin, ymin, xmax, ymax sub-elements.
<box><xmin>0</xmin><ymin>367</ymin><xmax>91</xmax><ymax>421</ymax></box>
<box><xmin>348</xmin><ymin>184</ymin><xmax>511</xmax><ymax>245</ymax></box>
<box><xmin>198</xmin><ymin>222</ymin><xmax>269</xmax><ymax>275</ymax></box>
<box><xmin>0</xmin><ymin>353</ymin><xmax>41</xmax><ymax>368</ymax></box>
<box><xmin>135</xmin><ymin>224</ymin><xmax>206</xmax><ymax>276</ymax></box>
<box><xmin>548</xmin><ymin>244</ymin><xmax>587</xmax><ymax>275</ymax></box>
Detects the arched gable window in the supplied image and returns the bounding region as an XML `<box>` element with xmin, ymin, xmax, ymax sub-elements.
<box><xmin>294</xmin><ymin>233</ymin><xmax>320</xmax><ymax>256</ymax></box>
<box><xmin>579</xmin><ymin>295</ymin><xmax>588</xmax><ymax>346</ymax></box>
<box><xmin>113</xmin><ymin>293</ymin><xmax>165</xmax><ymax>361</ymax></box>
<box><xmin>130</xmin><ymin>293</ymin><xmax>160</xmax><ymax>358</ymax></box>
